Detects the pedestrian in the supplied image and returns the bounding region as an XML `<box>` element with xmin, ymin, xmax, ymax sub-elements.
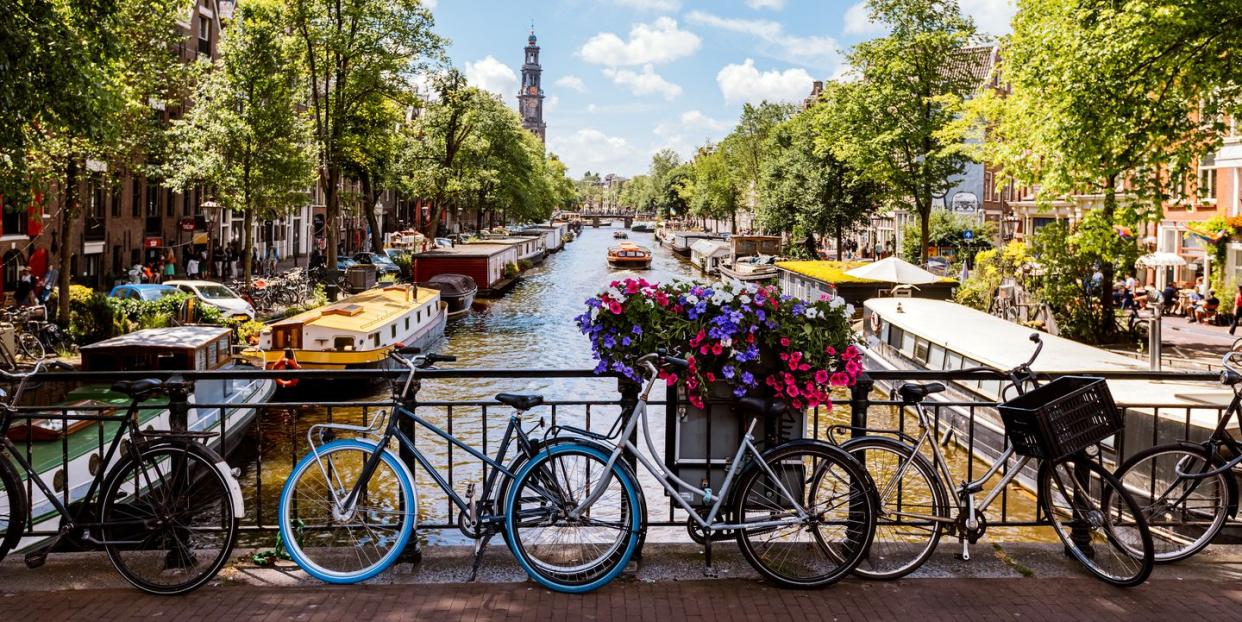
<box><xmin>13</xmin><ymin>268</ymin><xmax>33</xmax><ymax>306</ymax></box>
<box><xmin>1229</xmin><ymin>285</ymin><xmax>1242</xmax><ymax>335</ymax></box>
<box><xmin>186</xmin><ymin>255</ymin><xmax>200</xmax><ymax>279</ymax></box>
<box><xmin>163</xmin><ymin>258</ymin><xmax>176</xmax><ymax>282</ymax></box>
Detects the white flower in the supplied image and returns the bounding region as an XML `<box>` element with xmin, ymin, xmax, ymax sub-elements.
<box><xmin>745</xmin><ymin>282</ymin><xmax>759</xmax><ymax>294</ymax></box>
<box><xmin>721</xmin><ymin>337</ymin><xmax>733</xmax><ymax>347</ymax></box>
<box><xmin>686</xmin><ymin>294</ymin><xmax>700</xmax><ymax>305</ymax></box>
<box><xmin>607</xmin><ymin>287</ymin><xmax>623</xmax><ymax>300</ymax></box>
<box><xmin>804</xmin><ymin>308</ymin><xmax>819</xmax><ymax>319</ymax></box>
<box><xmin>829</xmin><ymin>297</ymin><xmax>845</xmax><ymax>309</ymax></box>
<box><xmin>590</xmin><ymin>306</ymin><xmax>600</xmax><ymax>320</ymax></box>
<box><xmin>845</xmin><ymin>304</ymin><xmax>855</xmax><ymax>316</ymax></box>
<box><xmin>739</xmin><ymin>294</ymin><xmax>751</xmax><ymax>305</ymax></box>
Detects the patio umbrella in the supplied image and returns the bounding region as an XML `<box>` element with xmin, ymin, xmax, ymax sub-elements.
<box><xmin>1135</xmin><ymin>252</ymin><xmax>1187</xmax><ymax>268</ymax></box>
<box><xmin>845</xmin><ymin>256</ymin><xmax>941</xmax><ymax>285</ymax></box>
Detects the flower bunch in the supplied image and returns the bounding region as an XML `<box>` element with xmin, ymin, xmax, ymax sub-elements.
<box><xmin>576</xmin><ymin>277</ymin><xmax>860</xmax><ymax>411</ymax></box>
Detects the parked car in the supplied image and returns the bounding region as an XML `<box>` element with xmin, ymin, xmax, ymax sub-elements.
<box><xmin>163</xmin><ymin>280</ymin><xmax>255</xmax><ymax>320</ymax></box>
<box><xmin>352</xmin><ymin>252</ymin><xmax>401</xmax><ymax>277</ymax></box>
<box><xmin>107</xmin><ymin>284</ymin><xmax>180</xmax><ymax>301</ymax></box>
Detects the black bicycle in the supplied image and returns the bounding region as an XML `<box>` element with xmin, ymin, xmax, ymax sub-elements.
<box><xmin>1112</xmin><ymin>350</ymin><xmax>1242</xmax><ymax>562</ymax></box>
<box><xmin>0</xmin><ymin>362</ymin><xmax>241</xmax><ymax>594</ymax></box>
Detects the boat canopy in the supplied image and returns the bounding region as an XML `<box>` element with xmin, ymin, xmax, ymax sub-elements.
<box><xmin>691</xmin><ymin>239</ymin><xmax>730</xmax><ymax>258</ymax></box>
<box><xmin>424</xmin><ymin>273</ymin><xmax>478</xmax><ymax>296</ymax></box>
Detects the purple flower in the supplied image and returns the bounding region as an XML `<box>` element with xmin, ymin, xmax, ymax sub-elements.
<box><xmin>621</xmin><ymin>336</ymin><xmax>632</xmax><ymax>347</ymax></box>
<box><xmin>741</xmin><ymin>371</ymin><xmax>754</xmax><ymax>385</ymax></box>
<box><xmin>632</xmin><ymin>325</ymin><xmax>643</xmax><ymax>335</ymax></box>
<box><xmin>722</xmin><ymin>365</ymin><xmax>735</xmax><ymax>379</ymax></box>
<box><xmin>732</xmin><ymin>386</ymin><xmax>748</xmax><ymax>398</ymax></box>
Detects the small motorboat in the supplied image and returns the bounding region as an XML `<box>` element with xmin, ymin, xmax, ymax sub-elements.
<box><xmin>720</xmin><ymin>255</ymin><xmax>779</xmax><ymax>282</ymax></box>
<box><xmin>607</xmin><ymin>242</ymin><xmax>653</xmax><ymax>269</ymax></box>
<box><xmin>613</xmin><ymin>231</ymin><xmax>628</xmax><ymax>239</ymax></box>
<box><xmin>422</xmin><ymin>273</ymin><xmax>478</xmax><ymax>318</ymax></box>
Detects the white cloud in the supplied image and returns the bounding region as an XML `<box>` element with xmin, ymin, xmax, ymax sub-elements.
<box><xmin>420</xmin><ymin>0</ymin><xmax>437</xmax><ymax>9</ymax></box>
<box><xmin>578</xmin><ymin>17</ymin><xmax>701</xmax><ymax>67</ymax></box>
<box><xmin>545</xmin><ymin>94</ymin><xmax>560</xmax><ymax>113</ymax></box>
<box><xmin>602</xmin><ymin>64</ymin><xmax>682</xmax><ymax>100</ymax></box>
<box><xmin>614</xmin><ymin>0</ymin><xmax>680</xmax><ymax>10</ymax></box>
<box><xmin>464</xmin><ymin>56</ymin><xmax>517</xmax><ymax>105</ymax></box>
<box><xmin>654</xmin><ymin>110</ymin><xmax>730</xmax><ymax>160</ymax></box>
<box><xmin>548</xmin><ymin>128</ymin><xmax>646</xmax><ymax>177</ymax></box>
<box><xmin>555</xmin><ymin>75</ymin><xmax>588</xmax><ymax>93</ymax></box>
<box><xmin>746</xmin><ymin>0</ymin><xmax>785</xmax><ymax>9</ymax></box>
<box><xmin>716</xmin><ymin>59</ymin><xmax>814</xmax><ymax>105</ymax></box>
<box><xmin>586</xmin><ymin>103</ymin><xmax>599</xmax><ymax>113</ymax></box>
<box><xmin>842</xmin><ymin>1</ymin><xmax>884</xmax><ymax>35</ymax></box>
<box><xmin>686</xmin><ymin>10</ymin><xmax>840</xmax><ymax>70</ymax></box>
<box><xmin>960</xmin><ymin>0</ymin><xmax>1017</xmax><ymax>35</ymax></box>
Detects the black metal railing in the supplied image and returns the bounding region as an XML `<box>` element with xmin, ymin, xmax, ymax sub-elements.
<box><xmin>3</xmin><ymin>365</ymin><xmax>1235</xmax><ymax>544</ymax></box>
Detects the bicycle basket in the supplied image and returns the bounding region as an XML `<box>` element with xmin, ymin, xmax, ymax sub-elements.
<box><xmin>997</xmin><ymin>376</ymin><xmax>1121</xmax><ymax>461</ymax></box>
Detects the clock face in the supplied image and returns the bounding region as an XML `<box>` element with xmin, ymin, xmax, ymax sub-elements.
<box><xmin>527</xmin><ymin>86</ymin><xmax>537</xmax><ymax>95</ymax></box>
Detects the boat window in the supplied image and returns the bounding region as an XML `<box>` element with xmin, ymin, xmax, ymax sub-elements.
<box><xmin>961</xmin><ymin>358</ymin><xmax>981</xmax><ymax>388</ymax></box>
<box><xmin>391</xmin><ymin>325</ymin><xmax>397</xmax><ymax>339</ymax></box>
<box><xmin>913</xmin><ymin>338</ymin><xmax>929</xmax><ymax>364</ymax></box>
<box><xmin>900</xmin><ymin>331</ymin><xmax>915</xmax><ymax>357</ymax></box>
<box><xmin>334</xmin><ymin>336</ymin><xmax>354</xmax><ymax>351</ymax></box>
<box><xmin>886</xmin><ymin>325</ymin><xmax>903</xmax><ymax>349</ymax></box>
<box><xmin>372</xmin><ymin>333</ymin><xmax>380</xmax><ymax>347</ymax></box>
<box><xmin>945</xmin><ymin>350</ymin><xmax>963</xmax><ymax>371</ymax></box>
<box><xmin>405</xmin><ymin>317</ymin><xmax>410</xmax><ymax>331</ymax></box>
<box><xmin>979</xmin><ymin>378</ymin><xmax>1001</xmax><ymax>399</ymax></box>
<box><xmin>928</xmin><ymin>344</ymin><xmax>946</xmax><ymax>369</ymax></box>
<box><xmin>196</xmin><ymin>347</ymin><xmax>207</xmax><ymax>371</ymax></box>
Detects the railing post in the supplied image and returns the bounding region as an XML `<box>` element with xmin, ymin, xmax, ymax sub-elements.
<box><xmin>167</xmin><ymin>375</ymin><xmax>191</xmax><ymax>432</ymax></box>
<box><xmin>848</xmin><ymin>373</ymin><xmax>873</xmax><ymax>548</ymax></box>
<box><xmin>617</xmin><ymin>377</ymin><xmax>640</xmax><ymax>474</ymax></box>
<box><xmin>397</xmin><ymin>376</ymin><xmax>423</xmax><ymax>565</ymax></box>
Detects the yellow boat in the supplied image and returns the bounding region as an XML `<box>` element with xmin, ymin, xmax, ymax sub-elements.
<box><xmin>242</xmin><ymin>284</ymin><xmax>446</xmax><ymax>371</ymax></box>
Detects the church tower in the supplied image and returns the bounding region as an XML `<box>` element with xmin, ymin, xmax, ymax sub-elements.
<box><xmin>518</xmin><ymin>27</ymin><xmax>546</xmax><ymax>143</ymax></box>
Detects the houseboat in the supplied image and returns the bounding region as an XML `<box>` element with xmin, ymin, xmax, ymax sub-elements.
<box><xmin>690</xmin><ymin>239</ymin><xmax>730</xmax><ymax>275</ymax></box>
<box><xmin>244</xmin><ymin>284</ymin><xmax>446</xmax><ymax>371</ymax></box>
<box><xmin>413</xmin><ymin>243</ymin><xmax>520</xmax><ymax>297</ymax></box>
<box><xmin>719</xmin><ymin>236</ymin><xmax>783</xmax><ymax>282</ymax></box>
<box><xmin>860</xmin><ymin>298</ymin><xmax>1223</xmax><ymax>488</ymax></box>
<box><xmin>11</xmin><ymin>326</ymin><xmax>274</xmax><ymax>552</ymax></box>
<box><xmin>517</xmin><ymin>224</ymin><xmax>566</xmax><ymax>252</ymax></box>
<box><xmin>607</xmin><ymin>242</ymin><xmax>653</xmax><ymax>269</ymax></box>
<box><xmin>778</xmin><ymin>260</ymin><xmax>957</xmax><ymax>310</ymax></box>
<box><xmin>469</xmin><ymin>236</ymin><xmax>545</xmax><ymax>266</ymax></box>
<box><xmin>421</xmin><ymin>273</ymin><xmax>477</xmax><ymax>318</ymax></box>
<box><xmin>671</xmin><ymin>232</ymin><xmax>725</xmax><ymax>257</ymax></box>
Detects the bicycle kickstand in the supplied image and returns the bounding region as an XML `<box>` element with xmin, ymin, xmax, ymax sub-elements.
<box><xmin>468</xmin><ymin>531</ymin><xmax>495</xmax><ymax>582</ymax></box>
<box><xmin>702</xmin><ymin>531</ymin><xmax>719</xmax><ymax>578</ymax></box>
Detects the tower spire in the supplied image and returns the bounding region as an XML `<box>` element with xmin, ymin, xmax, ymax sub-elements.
<box><xmin>518</xmin><ymin>24</ymin><xmax>546</xmax><ymax>143</ymax></box>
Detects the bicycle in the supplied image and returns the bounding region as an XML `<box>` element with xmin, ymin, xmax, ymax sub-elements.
<box><xmin>508</xmin><ymin>351</ymin><xmax>879</xmax><ymax>591</ymax></box>
<box><xmin>1111</xmin><ymin>350</ymin><xmax>1242</xmax><ymax>562</ymax></box>
<box><xmin>277</xmin><ymin>347</ymin><xmax>642</xmax><ymax>590</ymax></box>
<box><xmin>0</xmin><ymin>362</ymin><xmax>242</xmax><ymax>594</ymax></box>
<box><xmin>838</xmin><ymin>334</ymin><xmax>1154</xmax><ymax>586</ymax></box>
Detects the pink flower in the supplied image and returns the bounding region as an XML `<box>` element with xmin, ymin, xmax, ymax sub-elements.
<box><xmin>814</xmin><ymin>369</ymin><xmax>830</xmax><ymax>384</ymax></box>
<box><xmin>825</xmin><ymin>346</ymin><xmax>836</xmax><ymax>356</ymax></box>
<box><xmin>845</xmin><ymin>360</ymin><xmax>862</xmax><ymax>376</ymax></box>
<box><xmin>844</xmin><ymin>345</ymin><xmax>859</xmax><ymax>360</ymax></box>
<box><xmin>665</xmin><ymin>373</ymin><xmax>679</xmax><ymax>386</ymax></box>
<box><xmin>780</xmin><ymin>337</ymin><xmax>791</xmax><ymax>347</ymax></box>
<box><xmin>705</xmin><ymin>372</ymin><xmax>716</xmax><ymax>382</ymax></box>
<box><xmin>830</xmin><ymin>372</ymin><xmax>849</xmax><ymax>387</ymax></box>
<box><xmin>787</xmin><ymin>385</ymin><xmax>800</xmax><ymax>397</ymax></box>
<box><xmin>689</xmin><ymin>395</ymin><xmax>704</xmax><ymax>409</ymax></box>
<box><xmin>625</xmin><ymin>280</ymin><xmax>640</xmax><ymax>294</ymax></box>
<box><xmin>609</xmin><ymin>301</ymin><xmax>623</xmax><ymax>315</ymax></box>
<box><xmin>798</xmin><ymin>363</ymin><xmax>810</xmax><ymax>372</ymax></box>
<box><xmin>711</xmin><ymin>343</ymin><xmax>723</xmax><ymax>356</ymax></box>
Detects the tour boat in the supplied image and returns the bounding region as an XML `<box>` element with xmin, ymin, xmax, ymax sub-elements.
<box><xmin>860</xmin><ymin>297</ymin><xmax>1221</xmax><ymax>488</ymax></box>
<box><xmin>607</xmin><ymin>242</ymin><xmax>653</xmax><ymax>269</ymax></box>
<box><xmin>244</xmin><ymin>284</ymin><xmax>446</xmax><ymax>373</ymax></box>
<box><xmin>421</xmin><ymin>273</ymin><xmax>478</xmax><ymax>318</ymax></box>
<box><xmin>9</xmin><ymin>326</ymin><xmax>274</xmax><ymax>552</ymax></box>
<box><xmin>613</xmin><ymin>231</ymin><xmax>628</xmax><ymax>239</ymax></box>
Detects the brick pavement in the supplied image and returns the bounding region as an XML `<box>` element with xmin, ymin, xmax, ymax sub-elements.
<box><xmin>14</xmin><ymin>577</ymin><xmax>1242</xmax><ymax>622</ymax></box>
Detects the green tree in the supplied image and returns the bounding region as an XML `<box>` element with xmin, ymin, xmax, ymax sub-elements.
<box><xmin>759</xmin><ymin>110</ymin><xmax>882</xmax><ymax>259</ymax></box>
<box><xmin>647</xmin><ymin>149</ymin><xmax>684</xmax><ymax>218</ymax></box>
<box><xmin>342</xmin><ymin>95</ymin><xmax>410</xmax><ymax>254</ymax></box>
<box><xmin>720</xmin><ymin>102</ymin><xmax>794</xmax><ymax>232</ymax></box>
<box><xmin>817</xmin><ymin>0</ymin><xmax>977</xmax><ymax>267</ymax></box>
<box><xmin>974</xmin><ymin>0</ymin><xmax>1241</xmax><ymax>339</ymax></box>
<box><xmin>684</xmin><ymin>144</ymin><xmax>739</xmax><ymax>232</ymax></box>
<box><xmin>286</xmin><ymin>0</ymin><xmax>442</xmax><ymax>270</ymax></box>
<box><xmin>167</xmin><ymin>0</ymin><xmax>316</xmax><ymax>291</ymax></box>
<box><xmin>899</xmin><ymin>209</ymin><xmax>995</xmax><ymax>265</ymax></box>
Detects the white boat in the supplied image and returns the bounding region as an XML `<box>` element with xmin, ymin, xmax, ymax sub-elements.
<box><xmin>690</xmin><ymin>239</ymin><xmax>730</xmax><ymax>274</ymax></box>
<box><xmin>719</xmin><ymin>235</ymin><xmax>782</xmax><ymax>282</ymax></box>
<box><xmin>9</xmin><ymin>326</ymin><xmax>274</xmax><ymax>552</ymax></box>
<box><xmin>860</xmin><ymin>298</ymin><xmax>1222</xmax><ymax>488</ymax></box>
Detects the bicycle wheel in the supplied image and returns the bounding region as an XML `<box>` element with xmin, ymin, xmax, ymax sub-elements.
<box><xmin>1113</xmin><ymin>444</ymin><xmax>1230</xmax><ymax>562</ymax></box>
<box><xmin>735</xmin><ymin>441</ymin><xmax>877</xmax><ymax>588</ymax></box>
<box><xmin>0</xmin><ymin>455</ymin><xmax>27</xmax><ymax>561</ymax></box>
<box><xmin>842</xmin><ymin>437</ymin><xmax>949</xmax><ymax>579</ymax></box>
<box><xmin>17</xmin><ymin>332</ymin><xmax>43</xmax><ymax>360</ymax></box>
<box><xmin>100</xmin><ymin>442</ymin><xmax>238</xmax><ymax>595</ymax></box>
<box><xmin>1039</xmin><ymin>456</ymin><xmax>1153</xmax><ymax>587</ymax></box>
<box><xmin>279</xmin><ymin>439</ymin><xmax>415</xmax><ymax>584</ymax></box>
<box><xmin>504</xmin><ymin>443</ymin><xmax>640</xmax><ymax>593</ymax></box>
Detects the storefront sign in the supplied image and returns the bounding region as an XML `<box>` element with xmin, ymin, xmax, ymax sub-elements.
<box><xmin>179</xmin><ymin>217</ymin><xmax>196</xmax><ymax>232</ymax></box>
<box><xmin>143</xmin><ymin>237</ymin><xmax>162</xmax><ymax>248</ymax></box>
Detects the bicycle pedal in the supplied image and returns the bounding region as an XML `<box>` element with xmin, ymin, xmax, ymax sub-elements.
<box><xmin>24</xmin><ymin>550</ymin><xmax>47</xmax><ymax>569</ymax></box>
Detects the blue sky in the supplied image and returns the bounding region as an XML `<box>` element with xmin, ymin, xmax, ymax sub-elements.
<box><xmin>428</xmin><ymin>0</ymin><xmax>1016</xmax><ymax>178</ymax></box>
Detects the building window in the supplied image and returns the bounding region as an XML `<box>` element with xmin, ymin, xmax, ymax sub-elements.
<box><xmin>166</xmin><ymin>188</ymin><xmax>175</xmax><ymax>217</ymax></box>
<box><xmin>1200</xmin><ymin>168</ymin><xmax>1217</xmax><ymax>203</ymax></box>
<box><xmin>197</xmin><ymin>15</ymin><xmax>211</xmax><ymax>56</ymax></box>
<box><xmin>111</xmin><ymin>182</ymin><xmax>120</xmax><ymax>218</ymax></box>
<box><xmin>2</xmin><ymin>196</ymin><xmax>28</xmax><ymax>238</ymax></box>
<box><xmin>132</xmin><ymin>177</ymin><xmax>141</xmax><ymax>218</ymax></box>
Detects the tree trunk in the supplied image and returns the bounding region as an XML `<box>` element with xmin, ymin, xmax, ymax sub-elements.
<box><xmin>835</xmin><ymin>214</ymin><xmax>844</xmax><ymax>261</ymax></box>
<box><xmin>730</xmin><ymin>208</ymin><xmax>737</xmax><ymax>235</ymax></box>
<box><xmin>1099</xmin><ymin>176</ymin><xmax>1118</xmax><ymax>341</ymax></box>
<box><xmin>57</xmin><ymin>159</ymin><xmax>78</xmax><ymax>327</ymax></box>
<box><xmin>242</xmin><ymin>208</ymin><xmax>254</xmax><ymax>295</ymax></box>
<box><xmin>324</xmin><ymin>167</ymin><xmax>340</xmax><ymax>275</ymax></box>
<box><xmin>919</xmin><ymin>201</ymin><xmax>931</xmax><ymax>266</ymax></box>
<box><xmin>803</xmin><ymin>231</ymin><xmax>818</xmax><ymax>259</ymax></box>
<box><xmin>360</xmin><ymin>175</ymin><xmax>385</xmax><ymax>254</ymax></box>
<box><xmin>420</xmin><ymin>198</ymin><xmax>442</xmax><ymax>238</ymax></box>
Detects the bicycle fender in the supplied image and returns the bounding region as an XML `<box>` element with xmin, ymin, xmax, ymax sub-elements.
<box><xmin>215</xmin><ymin>460</ymin><xmax>246</xmax><ymax>519</ymax></box>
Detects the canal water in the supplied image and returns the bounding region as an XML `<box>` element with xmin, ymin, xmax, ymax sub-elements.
<box><xmin>237</xmin><ymin>223</ymin><xmax>1047</xmax><ymax>545</ymax></box>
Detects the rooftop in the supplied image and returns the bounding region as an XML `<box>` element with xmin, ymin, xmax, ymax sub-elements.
<box><xmin>81</xmin><ymin>326</ymin><xmax>229</xmax><ymax>350</ymax></box>
<box><xmin>271</xmin><ymin>286</ymin><xmax>438</xmax><ymax>333</ymax></box>
<box><xmin>778</xmin><ymin>260</ymin><xmax>956</xmax><ymax>285</ymax></box>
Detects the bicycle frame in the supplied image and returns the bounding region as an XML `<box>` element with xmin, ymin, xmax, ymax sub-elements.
<box><xmin>575</xmin><ymin>368</ymin><xmax>811</xmax><ymax>532</ymax></box>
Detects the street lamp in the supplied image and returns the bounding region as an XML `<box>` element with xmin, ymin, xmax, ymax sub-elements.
<box><xmin>1001</xmin><ymin>213</ymin><xmax>1019</xmax><ymax>242</ymax></box>
<box><xmin>201</xmin><ymin>200</ymin><xmax>222</xmax><ymax>280</ymax></box>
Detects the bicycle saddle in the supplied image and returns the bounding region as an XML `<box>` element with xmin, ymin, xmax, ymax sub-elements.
<box><xmin>897</xmin><ymin>382</ymin><xmax>945</xmax><ymax>402</ymax></box>
<box><xmin>495</xmin><ymin>393</ymin><xmax>543</xmax><ymax>411</ymax></box>
<box><xmin>111</xmin><ymin>378</ymin><xmax>164</xmax><ymax>398</ymax></box>
<box><xmin>737</xmin><ymin>397</ymin><xmax>788</xmax><ymax>418</ymax></box>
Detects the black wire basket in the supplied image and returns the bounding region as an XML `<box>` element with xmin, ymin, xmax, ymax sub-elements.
<box><xmin>998</xmin><ymin>376</ymin><xmax>1122</xmax><ymax>461</ymax></box>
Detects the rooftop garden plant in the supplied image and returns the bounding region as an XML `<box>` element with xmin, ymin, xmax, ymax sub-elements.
<box><xmin>576</xmin><ymin>278</ymin><xmax>862</xmax><ymax>411</ymax></box>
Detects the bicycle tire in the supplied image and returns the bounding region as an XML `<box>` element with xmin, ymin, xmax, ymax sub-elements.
<box><xmin>279</xmin><ymin>439</ymin><xmax>416</xmax><ymax>584</ymax></box>
<box><xmin>1112</xmin><ymin>442</ymin><xmax>1231</xmax><ymax>562</ymax></box>
<box><xmin>504</xmin><ymin>443</ymin><xmax>641</xmax><ymax>593</ymax></box>
<box><xmin>735</xmin><ymin>440</ymin><xmax>877</xmax><ymax>589</ymax></box>
<box><xmin>1038</xmin><ymin>456</ymin><xmax>1154</xmax><ymax>587</ymax></box>
<box><xmin>100</xmin><ymin>442</ymin><xmax>238</xmax><ymax>595</ymax></box>
<box><xmin>17</xmin><ymin>332</ymin><xmax>43</xmax><ymax>361</ymax></box>
<box><xmin>840</xmin><ymin>436</ymin><xmax>949</xmax><ymax>580</ymax></box>
<box><xmin>0</xmin><ymin>454</ymin><xmax>27</xmax><ymax>561</ymax></box>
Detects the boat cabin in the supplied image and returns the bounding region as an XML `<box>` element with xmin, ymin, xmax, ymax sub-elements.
<box><xmin>81</xmin><ymin>326</ymin><xmax>233</xmax><ymax>372</ymax></box>
<box><xmin>469</xmin><ymin>236</ymin><xmax>544</xmax><ymax>264</ymax></box>
<box><xmin>413</xmin><ymin>243</ymin><xmax>520</xmax><ymax>294</ymax></box>
<box><xmin>690</xmin><ymin>239</ymin><xmax>730</xmax><ymax>274</ymax></box>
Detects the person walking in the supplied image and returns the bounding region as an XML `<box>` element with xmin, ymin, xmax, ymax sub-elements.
<box><xmin>163</xmin><ymin>257</ymin><xmax>176</xmax><ymax>282</ymax></box>
<box><xmin>186</xmin><ymin>255</ymin><xmax>200</xmax><ymax>280</ymax></box>
<box><xmin>13</xmin><ymin>268</ymin><xmax>34</xmax><ymax>306</ymax></box>
<box><xmin>1229</xmin><ymin>285</ymin><xmax>1242</xmax><ymax>335</ymax></box>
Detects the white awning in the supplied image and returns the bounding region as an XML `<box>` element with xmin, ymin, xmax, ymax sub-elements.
<box><xmin>1213</xmin><ymin>142</ymin><xmax>1242</xmax><ymax>169</ymax></box>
